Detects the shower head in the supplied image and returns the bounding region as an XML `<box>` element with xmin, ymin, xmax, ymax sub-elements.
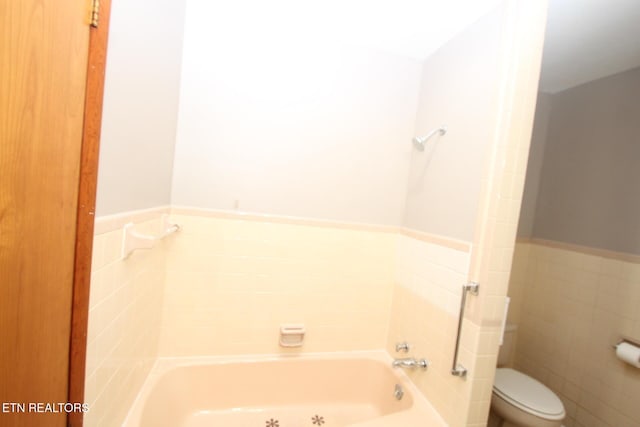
<box><xmin>412</xmin><ymin>136</ymin><xmax>427</xmax><ymax>151</ymax></box>
<box><xmin>412</xmin><ymin>126</ymin><xmax>447</xmax><ymax>151</ymax></box>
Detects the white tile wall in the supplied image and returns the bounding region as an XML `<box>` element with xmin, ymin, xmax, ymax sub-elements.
<box><xmin>388</xmin><ymin>234</ymin><xmax>480</xmax><ymax>427</ymax></box>
<box><xmin>509</xmin><ymin>242</ymin><xmax>640</xmax><ymax>427</ymax></box>
<box><xmin>85</xmin><ymin>217</ymin><xmax>166</xmax><ymax>426</ymax></box>
<box><xmin>158</xmin><ymin>214</ymin><xmax>397</xmax><ymax>356</ymax></box>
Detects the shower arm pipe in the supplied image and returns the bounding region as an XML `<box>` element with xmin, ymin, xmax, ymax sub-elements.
<box><xmin>412</xmin><ymin>126</ymin><xmax>447</xmax><ymax>151</ymax></box>
<box><xmin>451</xmin><ymin>282</ymin><xmax>479</xmax><ymax>378</ymax></box>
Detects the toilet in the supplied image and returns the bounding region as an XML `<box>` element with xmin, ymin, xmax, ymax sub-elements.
<box><xmin>490</xmin><ymin>325</ymin><xmax>565</xmax><ymax>427</ymax></box>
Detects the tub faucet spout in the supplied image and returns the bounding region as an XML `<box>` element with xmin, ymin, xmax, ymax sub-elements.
<box><xmin>392</xmin><ymin>357</ymin><xmax>429</xmax><ymax>370</ymax></box>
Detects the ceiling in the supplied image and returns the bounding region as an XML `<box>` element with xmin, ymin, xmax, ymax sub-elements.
<box><xmin>202</xmin><ymin>0</ymin><xmax>640</xmax><ymax>92</ymax></box>
<box><xmin>539</xmin><ymin>0</ymin><xmax>640</xmax><ymax>93</ymax></box>
<box><xmin>324</xmin><ymin>0</ymin><xmax>504</xmax><ymax>60</ymax></box>
<box><xmin>204</xmin><ymin>0</ymin><xmax>502</xmax><ymax>60</ymax></box>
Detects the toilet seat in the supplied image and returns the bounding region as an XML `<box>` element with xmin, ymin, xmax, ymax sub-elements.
<box><xmin>493</xmin><ymin>368</ymin><xmax>565</xmax><ymax>420</ymax></box>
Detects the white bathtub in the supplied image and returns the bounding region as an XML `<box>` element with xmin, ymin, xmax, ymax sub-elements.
<box><xmin>123</xmin><ymin>352</ymin><xmax>446</xmax><ymax>427</ymax></box>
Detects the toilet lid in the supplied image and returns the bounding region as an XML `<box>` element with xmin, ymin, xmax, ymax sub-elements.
<box><xmin>493</xmin><ymin>368</ymin><xmax>565</xmax><ymax>420</ymax></box>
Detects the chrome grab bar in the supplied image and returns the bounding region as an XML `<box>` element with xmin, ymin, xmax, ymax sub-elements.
<box><xmin>451</xmin><ymin>282</ymin><xmax>479</xmax><ymax>378</ymax></box>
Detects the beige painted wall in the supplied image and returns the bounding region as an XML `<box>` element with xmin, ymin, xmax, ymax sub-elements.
<box><xmin>170</xmin><ymin>0</ymin><xmax>423</xmax><ymax>225</ymax></box>
<box><xmin>517</xmin><ymin>93</ymin><xmax>552</xmax><ymax>237</ymax></box>
<box><xmin>403</xmin><ymin>5</ymin><xmax>506</xmax><ymax>241</ymax></box>
<box><xmin>531</xmin><ymin>67</ymin><xmax>640</xmax><ymax>254</ymax></box>
<box><xmin>96</xmin><ymin>0</ymin><xmax>186</xmax><ymax>216</ymax></box>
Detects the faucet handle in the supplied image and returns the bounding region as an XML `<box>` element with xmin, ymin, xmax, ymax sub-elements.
<box><xmin>395</xmin><ymin>342</ymin><xmax>410</xmax><ymax>353</ymax></box>
<box><xmin>417</xmin><ymin>358</ymin><xmax>429</xmax><ymax>369</ymax></box>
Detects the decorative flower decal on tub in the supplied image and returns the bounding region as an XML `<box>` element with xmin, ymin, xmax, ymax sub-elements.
<box><xmin>311</xmin><ymin>415</ymin><xmax>325</xmax><ymax>425</ymax></box>
<box><xmin>265</xmin><ymin>419</ymin><xmax>279</xmax><ymax>427</ymax></box>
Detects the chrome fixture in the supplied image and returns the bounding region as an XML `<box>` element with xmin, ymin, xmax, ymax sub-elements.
<box><xmin>451</xmin><ymin>282</ymin><xmax>480</xmax><ymax>378</ymax></box>
<box><xmin>393</xmin><ymin>384</ymin><xmax>404</xmax><ymax>400</ymax></box>
<box><xmin>612</xmin><ymin>335</ymin><xmax>640</xmax><ymax>349</ymax></box>
<box><xmin>412</xmin><ymin>126</ymin><xmax>447</xmax><ymax>151</ymax></box>
<box><xmin>395</xmin><ymin>342</ymin><xmax>410</xmax><ymax>353</ymax></box>
<box><xmin>392</xmin><ymin>357</ymin><xmax>429</xmax><ymax>370</ymax></box>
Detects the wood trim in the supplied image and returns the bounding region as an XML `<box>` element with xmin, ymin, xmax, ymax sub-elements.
<box><xmin>2</xmin><ymin>2</ymin><xmax>91</xmax><ymax>425</ymax></box>
<box><xmin>68</xmin><ymin>1</ymin><xmax>112</xmax><ymax>425</ymax></box>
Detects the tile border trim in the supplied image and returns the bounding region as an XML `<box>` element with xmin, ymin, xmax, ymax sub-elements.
<box><xmin>518</xmin><ymin>237</ymin><xmax>640</xmax><ymax>264</ymax></box>
<box><xmin>400</xmin><ymin>227</ymin><xmax>471</xmax><ymax>253</ymax></box>
<box><xmin>95</xmin><ymin>205</ymin><xmax>472</xmax><ymax>253</ymax></box>
<box><xmin>169</xmin><ymin>206</ymin><xmax>399</xmax><ymax>233</ymax></box>
<box><xmin>93</xmin><ymin>205</ymin><xmax>171</xmax><ymax>235</ymax></box>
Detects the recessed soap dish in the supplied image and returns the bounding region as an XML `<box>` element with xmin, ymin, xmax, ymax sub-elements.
<box><xmin>279</xmin><ymin>324</ymin><xmax>305</xmax><ymax>347</ymax></box>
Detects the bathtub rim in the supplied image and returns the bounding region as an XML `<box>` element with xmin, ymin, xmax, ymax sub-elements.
<box><xmin>122</xmin><ymin>350</ymin><xmax>447</xmax><ymax>427</ymax></box>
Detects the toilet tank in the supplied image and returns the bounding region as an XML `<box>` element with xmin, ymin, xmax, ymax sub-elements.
<box><xmin>497</xmin><ymin>324</ymin><xmax>518</xmax><ymax>367</ymax></box>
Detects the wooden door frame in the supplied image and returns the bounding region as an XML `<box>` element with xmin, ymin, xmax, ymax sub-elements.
<box><xmin>68</xmin><ymin>1</ymin><xmax>112</xmax><ymax>425</ymax></box>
